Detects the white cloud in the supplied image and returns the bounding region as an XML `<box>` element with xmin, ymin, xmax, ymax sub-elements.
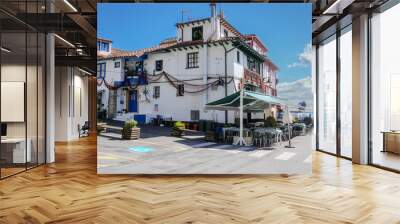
<box><xmin>288</xmin><ymin>44</ymin><xmax>312</xmax><ymax>68</ymax></box>
<box><xmin>277</xmin><ymin>77</ymin><xmax>313</xmax><ymax>110</ymax></box>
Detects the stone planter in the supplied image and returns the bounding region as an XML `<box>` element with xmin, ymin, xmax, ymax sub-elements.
<box><xmin>122</xmin><ymin>127</ymin><xmax>141</xmax><ymax>140</ymax></box>
<box><xmin>171</xmin><ymin>127</ymin><xmax>184</xmax><ymax>137</ymax></box>
<box><xmin>205</xmin><ymin>131</ymin><xmax>216</xmax><ymax>141</ymax></box>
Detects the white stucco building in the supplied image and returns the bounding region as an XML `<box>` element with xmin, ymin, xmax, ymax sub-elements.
<box><xmin>97</xmin><ymin>5</ymin><xmax>278</xmax><ymax>124</ymax></box>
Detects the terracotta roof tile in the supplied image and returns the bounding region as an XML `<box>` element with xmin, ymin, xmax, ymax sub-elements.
<box><xmin>97</xmin><ymin>37</ymin><xmax>112</xmax><ymax>43</ymax></box>
<box><xmin>97</xmin><ymin>40</ymin><xmax>177</xmax><ymax>60</ymax></box>
<box><xmin>244</xmin><ymin>34</ymin><xmax>268</xmax><ymax>53</ymax></box>
<box><xmin>220</xmin><ymin>17</ymin><xmax>245</xmax><ymax>39</ymax></box>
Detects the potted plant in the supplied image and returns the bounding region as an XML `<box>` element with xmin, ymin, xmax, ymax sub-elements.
<box><xmin>122</xmin><ymin>120</ymin><xmax>140</xmax><ymax>140</ymax></box>
<box><xmin>264</xmin><ymin>116</ymin><xmax>277</xmax><ymax>127</ymax></box>
<box><xmin>171</xmin><ymin>121</ymin><xmax>185</xmax><ymax>137</ymax></box>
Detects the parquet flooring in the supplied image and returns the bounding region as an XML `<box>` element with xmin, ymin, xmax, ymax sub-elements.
<box><xmin>1</xmin><ymin>135</ymin><xmax>400</xmax><ymax>223</ymax></box>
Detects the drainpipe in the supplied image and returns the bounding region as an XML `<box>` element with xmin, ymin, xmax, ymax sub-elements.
<box><xmin>222</xmin><ymin>44</ymin><xmax>236</xmax><ymax>124</ymax></box>
<box><xmin>204</xmin><ymin>43</ymin><xmax>208</xmax><ymax>112</ymax></box>
<box><xmin>204</xmin><ymin>3</ymin><xmax>217</xmax><ymax>110</ymax></box>
<box><xmin>223</xmin><ymin>45</ymin><xmax>228</xmax><ymax>124</ymax></box>
<box><xmin>203</xmin><ymin>3</ymin><xmax>216</xmax><ymax>115</ymax></box>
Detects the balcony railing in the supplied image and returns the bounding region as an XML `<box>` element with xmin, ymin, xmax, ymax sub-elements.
<box><xmin>244</xmin><ymin>68</ymin><xmax>262</xmax><ymax>85</ymax></box>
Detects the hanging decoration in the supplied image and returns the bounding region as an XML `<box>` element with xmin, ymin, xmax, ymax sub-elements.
<box><xmin>97</xmin><ymin>71</ymin><xmax>234</xmax><ymax>94</ymax></box>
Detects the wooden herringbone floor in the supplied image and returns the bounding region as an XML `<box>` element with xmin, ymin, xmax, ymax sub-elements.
<box><xmin>1</xmin><ymin>135</ymin><xmax>400</xmax><ymax>224</ymax></box>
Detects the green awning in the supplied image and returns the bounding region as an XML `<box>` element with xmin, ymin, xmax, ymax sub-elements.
<box><xmin>205</xmin><ymin>90</ymin><xmax>288</xmax><ymax>112</ymax></box>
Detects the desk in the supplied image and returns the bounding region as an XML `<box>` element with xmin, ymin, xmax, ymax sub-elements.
<box><xmin>382</xmin><ymin>131</ymin><xmax>400</xmax><ymax>155</ymax></box>
<box><xmin>1</xmin><ymin>138</ymin><xmax>31</xmax><ymax>163</ymax></box>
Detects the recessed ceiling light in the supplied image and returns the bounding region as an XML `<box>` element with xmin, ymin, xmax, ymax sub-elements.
<box><xmin>54</xmin><ymin>34</ymin><xmax>75</xmax><ymax>48</ymax></box>
<box><xmin>78</xmin><ymin>67</ymin><xmax>92</xmax><ymax>76</ymax></box>
<box><xmin>1</xmin><ymin>47</ymin><xmax>11</xmax><ymax>53</ymax></box>
<box><xmin>63</xmin><ymin>0</ymin><xmax>78</xmax><ymax>12</ymax></box>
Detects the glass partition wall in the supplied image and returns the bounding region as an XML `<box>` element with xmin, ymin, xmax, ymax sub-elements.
<box><xmin>316</xmin><ymin>26</ymin><xmax>353</xmax><ymax>159</ymax></box>
<box><xmin>315</xmin><ymin>1</ymin><xmax>400</xmax><ymax>171</ymax></box>
<box><xmin>339</xmin><ymin>26</ymin><xmax>352</xmax><ymax>158</ymax></box>
<box><xmin>317</xmin><ymin>35</ymin><xmax>337</xmax><ymax>155</ymax></box>
<box><xmin>370</xmin><ymin>3</ymin><xmax>400</xmax><ymax>171</ymax></box>
<box><xmin>0</xmin><ymin>2</ymin><xmax>46</xmax><ymax>179</ymax></box>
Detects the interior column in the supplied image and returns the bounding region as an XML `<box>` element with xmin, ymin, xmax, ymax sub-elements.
<box><xmin>352</xmin><ymin>14</ymin><xmax>369</xmax><ymax>164</ymax></box>
<box><xmin>46</xmin><ymin>32</ymin><xmax>55</xmax><ymax>163</ymax></box>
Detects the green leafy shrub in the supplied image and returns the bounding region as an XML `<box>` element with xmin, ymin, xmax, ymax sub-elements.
<box><xmin>171</xmin><ymin>121</ymin><xmax>185</xmax><ymax>136</ymax></box>
<box><xmin>123</xmin><ymin>120</ymin><xmax>138</xmax><ymax>132</ymax></box>
<box><xmin>264</xmin><ymin>116</ymin><xmax>277</xmax><ymax>127</ymax></box>
<box><xmin>174</xmin><ymin>121</ymin><xmax>185</xmax><ymax>129</ymax></box>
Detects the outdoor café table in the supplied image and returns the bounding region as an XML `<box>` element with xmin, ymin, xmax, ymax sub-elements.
<box><xmin>252</xmin><ymin>128</ymin><xmax>275</xmax><ymax>146</ymax></box>
<box><xmin>253</xmin><ymin>128</ymin><xmax>283</xmax><ymax>144</ymax></box>
<box><xmin>264</xmin><ymin>128</ymin><xmax>280</xmax><ymax>143</ymax></box>
<box><xmin>222</xmin><ymin>127</ymin><xmax>237</xmax><ymax>142</ymax></box>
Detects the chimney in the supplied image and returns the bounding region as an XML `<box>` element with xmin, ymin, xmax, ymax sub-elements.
<box><xmin>210</xmin><ymin>3</ymin><xmax>216</xmax><ymax>18</ymax></box>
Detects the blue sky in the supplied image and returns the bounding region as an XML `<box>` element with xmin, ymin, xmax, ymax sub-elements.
<box><xmin>98</xmin><ymin>3</ymin><xmax>311</xmax><ymax>83</ymax></box>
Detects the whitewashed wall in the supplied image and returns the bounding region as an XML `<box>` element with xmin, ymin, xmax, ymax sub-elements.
<box><xmin>178</xmin><ymin>18</ymin><xmax>221</xmax><ymax>42</ymax></box>
<box><xmin>138</xmin><ymin>43</ymin><xmax>246</xmax><ymax>123</ymax></box>
<box><xmin>97</xmin><ymin>58</ymin><xmax>124</xmax><ymax>113</ymax></box>
<box><xmin>98</xmin><ymin>16</ymin><xmax>272</xmax><ymax>123</ymax></box>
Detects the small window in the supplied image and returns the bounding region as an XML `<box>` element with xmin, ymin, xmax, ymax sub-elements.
<box><xmin>97</xmin><ymin>63</ymin><xmax>106</xmax><ymax>78</ymax></box>
<box><xmin>237</xmin><ymin>51</ymin><xmax>240</xmax><ymax>63</ymax></box>
<box><xmin>192</xmin><ymin>26</ymin><xmax>203</xmax><ymax>41</ymax></box>
<box><xmin>187</xmin><ymin>52</ymin><xmax>199</xmax><ymax>69</ymax></box>
<box><xmin>224</xmin><ymin>29</ymin><xmax>228</xmax><ymax>37</ymax></box>
<box><xmin>177</xmin><ymin>84</ymin><xmax>184</xmax><ymax>96</ymax></box>
<box><xmin>99</xmin><ymin>42</ymin><xmax>109</xmax><ymax>52</ymax></box>
<box><xmin>191</xmin><ymin>110</ymin><xmax>200</xmax><ymax>121</ymax></box>
<box><xmin>114</xmin><ymin>61</ymin><xmax>120</xmax><ymax>68</ymax></box>
<box><xmin>247</xmin><ymin>57</ymin><xmax>260</xmax><ymax>74</ymax></box>
<box><xmin>153</xmin><ymin>86</ymin><xmax>160</xmax><ymax>99</ymax></box>
<box><xmin>155</xmin><ymin>60</ymin><xmax>163</xmax><ymax>71</ymax></box>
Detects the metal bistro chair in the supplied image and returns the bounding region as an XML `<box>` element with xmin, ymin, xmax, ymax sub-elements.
<box><xmin>252</xmin><ymin>129</ymin><xmax>263</xmax><ymax>147</ymax></box>
<box><xmin>262</xmin><ymin>130</ymin><xmax>275</xmax><ymax>147</ymax></box>
<box><xmin>279</xmin><ymin>126</ymin><xmax>290</xmax><ymax>141</ymax></box>
<box><xmin>262</xmin><ymin>128</ymin><xmax>275</xmax><ymax>145</ymax></box>
<box><xmin>225</xmin><ymin>128</ymin><xmax>235</xmax><ymax>144</ymax></box>
<box><xmin>274</xmin><ymin>128</ymin><xmax>283</xmax><ymax>145</ymax></box>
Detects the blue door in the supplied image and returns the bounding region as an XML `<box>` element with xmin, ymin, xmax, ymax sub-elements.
<box><xmin>128</xmin><ymin>90</ymin><xmax>138</xmax><ymax>112</ymax></box>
